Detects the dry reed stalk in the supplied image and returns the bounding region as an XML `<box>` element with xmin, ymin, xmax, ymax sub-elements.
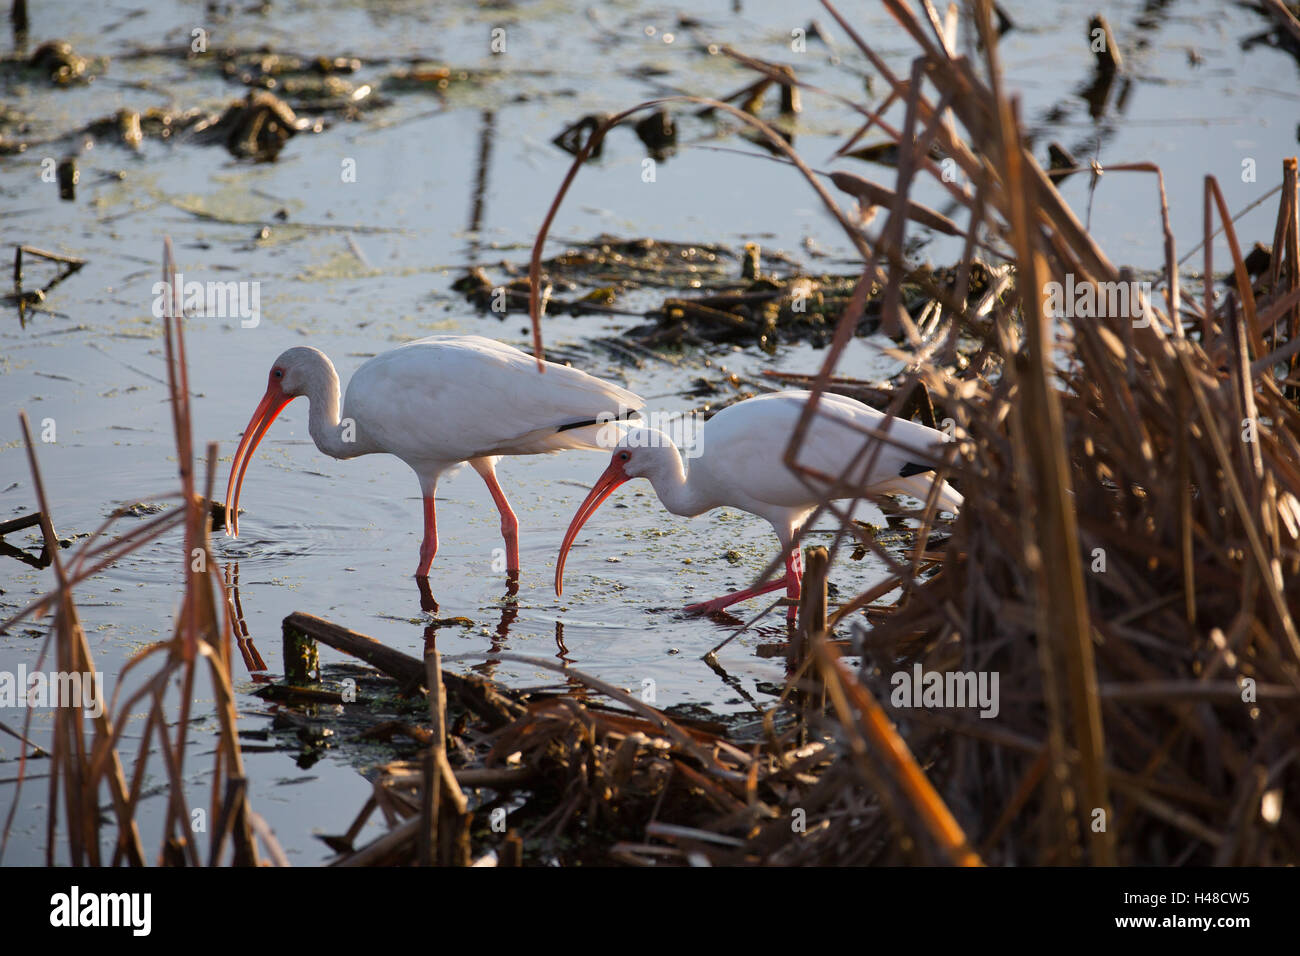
<box><xmin>2</xmin><ymin>239</ymin><xmax>277</xmax><ymax>866</ymax></box>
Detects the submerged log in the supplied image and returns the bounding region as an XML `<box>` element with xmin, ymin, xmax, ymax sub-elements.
<box><xmin>282</xmin><ymin>612</ymin><xmax>524</xmax><ymax>728</ymax></box>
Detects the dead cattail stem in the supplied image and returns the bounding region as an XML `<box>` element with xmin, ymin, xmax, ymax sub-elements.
<box><xmin>418</xmin><ymin>648</ymin><xmax>467</xmax><ymax>866</ymax></box>
<box><xmin>1088</xmin><ymin>15</ymin><xmax>1123</xmax><ymax>74</ymax></box>
<box><xmin>795</xmin><ymin>546</ymin><xmax>830</xmax><ymax>659</ymax></box>
<box><xmin>418</xmin><ymin>750</ymin><xmax>439</xmax><ymax>867</ymax></box>
<box><xmin>980</xmin><ymin>3</ymin><xmax>1114</xmax><ymax>864</ymax></box>
<box><xmin>792</xmin><ymin>547</ymin><xmax>831</xmax><ymax>740</ymax></box>
<box><xmin>816</xmin><ymin>639</ymin><xmax>983</xmax><ymax>865</ymax></box>
<box><xmin>13</xmin><ymin>413</ymin><xmax>146</xmax><ymax>867</ymax></box>
<box><xmin>7</xmin><ymin>239</ymin><xmax>273</xmax><ymax>868</ymax></box>
<box><xmin>1269</xmin><ymin>158</ymin><xmax>1299</xmax><ymax>395</ymax></box>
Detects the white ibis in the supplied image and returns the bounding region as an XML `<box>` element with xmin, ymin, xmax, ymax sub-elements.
<box><xmin>224</xmin><ymin>334</ymin><xmax>643</xmax><ymax>578</ymax></box>
<box><xmin>554</xmin><ymin>389</ymin><xmax>962</xmax><ymax>618</ymax></box>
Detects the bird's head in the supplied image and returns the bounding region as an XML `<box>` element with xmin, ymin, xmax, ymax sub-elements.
<box><xmin>222</xmin><ymin>347</ymin><xmax>334</xmax><ymax>538</ymax></box>
<box><xmin>267</xmin><ymin>346</ymin><xmax>333</xmax><ymax>398</ymax></box>
<box><xmin>604</xmin><ymin>426</ymin><xmax>682</xmax><ymax>480</ymax></box>
<box><xmin>554</xmin><ymin>427</ymin><xmax>679</xmax><ymax>597</ymax></box>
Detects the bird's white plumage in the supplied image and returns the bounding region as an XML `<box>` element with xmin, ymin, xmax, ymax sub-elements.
<box><xmin>341</xmin><ymin>335</ymin><xmax>643</xmax><ymax>473</ymax></box>
<box><xmin>684</xmin><ymin>390</ymin><xmax>961</xmax><ymax>534</ymax></box>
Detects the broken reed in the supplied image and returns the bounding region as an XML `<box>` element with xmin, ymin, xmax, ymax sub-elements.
<box><xmin>1</xmin><ymin>239</ymin><xmax>280</xmax><ymax>866</ymax></box>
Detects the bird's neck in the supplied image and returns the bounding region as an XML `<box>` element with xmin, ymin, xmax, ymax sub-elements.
<box><xmin>647</xmin><ymin>447</ymin><xmax>712</xmax><ymax>518</ymax></box>
<box><xmin>305</xmin><ymin>363</ymin><xmax>358</xmax><ymax>460</ymax></box>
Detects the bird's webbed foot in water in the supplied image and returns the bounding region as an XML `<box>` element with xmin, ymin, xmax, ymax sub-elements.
<box><xmin>685</xmin><ymin>554</ymin><xmax>803</xmax><ymax>620</ymax></box>
<box><xmin>684</xmin><ymin>595</ymin><xmax>746</xmax><ymax>616</ymax></box>
<box><xmin>415</xmin><ymin>576</ymin><xmax>439</xmax><ymax>614</ymax></box>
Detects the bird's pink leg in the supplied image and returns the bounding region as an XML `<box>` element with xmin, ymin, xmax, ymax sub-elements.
<box><xmin>473</xmin><ymin>459</ymin><xmax>520</xmax><ymax>572</ymax></box>
<box><xmin>684</xmin><ymin>578</ymin><xmax>785</xmax><ymax>615</ymax></box>
<box><xmin>685</xmin><ymin>549</ymin><xmax>804</xmax><ymax>617</ymax></box>
<box><xmin>784</xmin><ymin>547</ymin><xmax>804</xmax><ymax>622</ymax></box>
<box><xmin>415</xmin><ymin>494</ymin><xmax>438</xmax><ymax>578</ymax></box>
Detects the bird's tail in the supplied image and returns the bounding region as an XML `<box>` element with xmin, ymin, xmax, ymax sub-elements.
<box><xmin>872</xmin><ymin>472</ymin><xmax>963</xmax><ymax>514</ymax></box>
<box><xmin>504</xmin><ymin>407</ymin><xmax>642</xmax><ymax>456</ymax></box>
<box><xmin>549</xmin><ymin>406</ymin><xmax>642</xmax><ymax>452</ymax></box>
<box><xmin>555</xmin><ymin>406</ymin><xmax>642</xmax><ymax>435</ymax></box>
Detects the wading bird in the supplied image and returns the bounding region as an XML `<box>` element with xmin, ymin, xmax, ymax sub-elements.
<box><xmin>554</xmin><ymin>389</ymin><xmax>961</xmax><ymax>619</ymax></box>
<box><xmin>224</xmin><ymin>334</ymin><xmax>642</xmax><ymax>579</ymax></box>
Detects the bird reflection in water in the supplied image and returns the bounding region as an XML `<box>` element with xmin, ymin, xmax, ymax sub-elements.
<box><xmin>416</xmin><ymin>579</ymin><xmax>584</xmax><ymax>698</ymax></box>
<box><xmin>223</xmin><ymin>562</ymin><xmax>269</xmax><ymax>679</ymax></box>
<box><xmin>418</xmin><ymin>572</ymin><xmax>522</xmax><ymax>677</ymax></box>
<box><xmin>552</xmin><ymin>622</ymin><xmax>589</xmax><ymax>700</ymax></box>
<box><xmin>417</xmin><ymin>570</ymin><xmax>519</xmax><ymax>615</ymax></box>
<box><xmin>475</xmin><ymin>620</ymin><xmax>587</xmax><ymax>700</ymax></box>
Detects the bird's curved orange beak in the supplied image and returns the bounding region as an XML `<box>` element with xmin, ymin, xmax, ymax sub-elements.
<box><xmin>223</xmin><ymin>377</ymin><xmax>292</xmax><ymax>537</ymax></box>
<box><xmin>554</xmin><ymin>458</ymin><xmax>630</xmax><ymax>596</ymax></box>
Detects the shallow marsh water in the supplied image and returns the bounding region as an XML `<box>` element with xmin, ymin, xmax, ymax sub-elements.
<box><xmin>1</xmin><ymin>0</ymin><xmax>1297</xmax><ymax>862</ymax></box>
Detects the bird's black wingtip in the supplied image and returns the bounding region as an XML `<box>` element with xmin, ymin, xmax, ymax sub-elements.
<box><xmin>556</xmin><ymin>407</ymin><xmax>642</xmax><ymax>433</ymax></box>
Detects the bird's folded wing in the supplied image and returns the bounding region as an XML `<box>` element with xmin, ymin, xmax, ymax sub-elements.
<box><xmin>352</xmin><ymin>335</ymin><xmax>644</xmax><ymax>460</ymax></box>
